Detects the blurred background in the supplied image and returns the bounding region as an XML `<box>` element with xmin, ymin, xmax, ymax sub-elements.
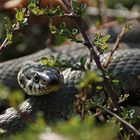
<box><xmin>0</xmin><ymin>0</ymin><xmax>140</xmax><ymax>62</ymax></box>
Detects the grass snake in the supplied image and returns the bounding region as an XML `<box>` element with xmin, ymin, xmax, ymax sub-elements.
<box><xmin>0</xmin><ymin>34</ymin><xmax>140</xmax><ymax>133</ymax></box>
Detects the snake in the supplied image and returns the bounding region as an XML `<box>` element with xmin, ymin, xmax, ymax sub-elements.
<box><xmin>0</xmin><ymin>25</ymin><xmax>140</xmax><ymax>134</ymax></box>
<box><xmin>17</xmin><ymin>61</ymin><xmax>64</xmax><ymax>96</ymax></box>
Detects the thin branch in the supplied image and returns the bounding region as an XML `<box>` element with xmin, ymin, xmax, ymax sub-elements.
<box><xmin>97</xmin><ymin>0</ymin><xmax>108</xmax><ymax>23</ymax></box>
<box><xmin>103</xmin><ymin>25</ymin><xmax>127</xmax><ymax>68</ymax></box>
<box><xmin>61</xmin><ymin>0</ymin><xmax>121</xmax><ymax>113</ymax></box>
<box><xmin>93</xmin><ymin>102</ymin><xmax>140</xmax><ymax>136</ymax></box>
<box><xmin>0</xmin><ymin>9</ymin><xmax>30</xmax><ymax>51</ymax></box>
<box><xmin>0</xmin><ymin>23</ymin><xmax>20</xmax><ymax>50</ymax></box>
<box><xmin>61</xmin><ymin>0</ymin><xmax>72</xmax><ymax>12</ymax></box>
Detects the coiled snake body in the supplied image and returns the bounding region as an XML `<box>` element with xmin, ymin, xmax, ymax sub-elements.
<box><xmin>0</xmin><ymin>42</ymin><xmax>140</xmax><ymax>133</ymax></box>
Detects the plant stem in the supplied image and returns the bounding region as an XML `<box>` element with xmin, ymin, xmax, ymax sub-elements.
<box><xmin>97</xmin><ymin>0</ymin><xmax>108</xmax><ymax>23</ymax></box>
<box><xmin>93</xmin><ymin>102</ymin><xmax>140</xmax><ymax>136</ymax></box>
<box><xmin>104</xmin><ymin>25</ymin><xmax>127</xmax><ymax>68</ymax></box>
<box><xmin>61</xmin><ymin>0</ymin><xmax>121</xmax><ymax>113</ymax></box>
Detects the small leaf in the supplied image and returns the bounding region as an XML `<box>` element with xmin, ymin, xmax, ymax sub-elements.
<box><xmin>28</xmin><ymin>3</ymin><xmax>36</xmax><ymax>10</ymax></box>
<box><xmin>49</xmin><ymin>25</ymin><xmax>57</xmax><ymax>34</ymax></box>
<box><xmin>102</xmin><ymin>44</ymin><xmax>107</xmax><ymax>50</ymax></box>
<box><xmin>96</xmin><ymin>86</ymin><xmax>103</xmax><ymax>91</ymax></box>
<box><xmin>4</xmin><ymin>17</ymin><xmax>11</xmax><ymax>33</ymax></box>
<box><xmin>60</xmin><ymin>22</ymin><xmax>66</xmax><ymax>29</ymax></box>
<box><xmin>40</xmin><ymin>57</ymin><xmax>49</xmax><ymax>65</ymax></box>
<box><xmin>80</xmin><ymin>3</ymin><xmax>87</xmax><ymax>11</ymax></box>
<box><xmin>71</xmin><ymin>0</ymin><xmax>78</xmax><ymax>12</ymax></box>
<box><xmin>124</xmin><ymin>24</ymin><xmax>131</xmax><ymax>33</ymax></box>
<box><xmin>7</xmin><ymin>33</ymin><xmax>12</xmax><ymax>41</ymax></box>
<box><xmin>7</xmin><ymin>33</ymin><xmax>13</xmax><ymax>45</ymax></box>
<box><xmin>112</xmin><ymin>79</ymin><xmax>119</xmax><ymax>85</ymax></box>
<box><xmin>80</xmin><ymin>56</ymin><xmax>86</xmax><ymax>66</ymax></box>
<box><xmin>16</xmin><ymin>11</ymin><xmax>24</xmax><ymax>22</ymax></box>
<box><xmin>103</xmin><ymin>35</ymin><xmax>110</xmax><ymax>42</ymax></box>
<box><xmin>72</xmin><ymin>28</ymin><xmax>79</xmax><ymax>35</ymax></box>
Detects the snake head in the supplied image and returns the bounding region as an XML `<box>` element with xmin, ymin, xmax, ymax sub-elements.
<box><xmin>17</xmin><ymin>62</ymin><xmax>64</xmax><ymax>96</ymax></box>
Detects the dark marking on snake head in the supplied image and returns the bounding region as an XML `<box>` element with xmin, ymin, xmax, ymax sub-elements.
<box><xmin>19</xmin><ymin>74</ymin><xmax>26</xmax><ymax>85</ymax></box>
<box><xmin>29</xmin><ymin>84</ymin><xmax>32</xmax><ymax>91</ymax></box>
<box><xmin>33</xmin><ymin>74</ymin><xmax>40</xmax><ymax>83</ymax></box>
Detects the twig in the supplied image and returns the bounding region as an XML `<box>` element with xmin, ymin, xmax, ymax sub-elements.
<box><xmin>87</xmin><ymin>7</ymin><xmax>140</xmax><ymax>20</ymax></box>
<box><xmin>61</xmin><ymin>0</ymin><xmax>72</xmax><ymax>12</ymax></box>
<box><xmin>93</xmin><ymin>102</ymin><xmax>140</xmax><ymax>136</ymax></box>
<box><xmin>103</xmin><ymin>25</ymin><xmax>127</xmax><ymax>68</ymax></box>
<box><xmin>0</xmin><ymin>23</ymin><xmax>19</xmax><ymax>50</ymax></box>
<box><xmin>97</xmin><ymin>0</ymin><xmax>108</xmax><ymax>23</ymax></box>
<box><xmin>61</xmin><ymin>0</ymin><xmax>121</xmax><ymax>113</ymax></box>
<box><xmin>0</xmin><ymin>9</ymin><xmax>30</xmax><ymax>51</ymax></box>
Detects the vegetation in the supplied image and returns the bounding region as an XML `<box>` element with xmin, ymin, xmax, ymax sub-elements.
<box><xmin>0</xmin><ymin>0</ymin><xmax>140</xmax><ymax>140</ymax></box>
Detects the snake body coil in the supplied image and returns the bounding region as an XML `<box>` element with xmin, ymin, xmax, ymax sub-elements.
<box><xmin>0</xmin><ymin>42</ymin><xmax>140</xmax><ymax>133</ymax></box>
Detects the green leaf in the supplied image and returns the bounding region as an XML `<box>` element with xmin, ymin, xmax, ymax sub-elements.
<box><xmin>16</xmin><ymin>11</ymin><xmax>24</xmax><ymax>22</ymax></box>
<box><xmin>79</xmin><ymin>56</ymin><xmax>86</xmax><ymax>66</ymax></box>
<box><xmin>112</xmin><ymin>79</ymin><xmax>119</xmax><ymax>85</ymax></box>
<box><xmin>7</xmin><ymin>33</ymin><xmax>13</xmax><ymax>45</ymax></box>
<box><xmin>96</xmin><ymin>86</ymin><xmax>103</xmax><ymax>91</ymax></box>
<box><xmin>39</xmin><ymin>57</ymin><xmax>50</xmax><ymax>65</ymax></box>
<box><xmin>7</xmin><ymin>33</ymin><xmax>12</xmax><ymax>41</ymax></box>
<box><xmin>77</xmin><ymin>71</ymin><xmax>103</xmax><ymax>89</ymax></box>
<box><xmin>80</xmin><ymin>3</ymin><xmax>87</xmax><ymax>11</ymax></box>
<box><xmin>31</xmin><ymin>8</ymin><xmax>45</xmax><ymax>15</ymax></box>
<box><xmin>71</xmin><ymin>0</ymin><xmax>86</xmax><ymax>18</ymax></box>
<box><xmin>102</xmin><ymin>44</ymin><xmax>107</xmax><ymax>50</ymax></box>
<box><xmin>28</xmin><ymin>3</ymin><xmax>36</xmax><ymax>10</ymax></box>
<box><xmin>4</xmin><ymin>17</ymin><xmax>11</xmax><ymax>33</ymax></box>
<box><xmin>49</xmin><ymin>25</ymin><xmax>57</xmax><ymax>34</ymax></box>
<box><xmin>71</xmin><ymin>0</ymin><xmax>78</xmax><ymax>12</ymax></box>
<box><xmin>124</xmin><ymin>24</ymin><xmax>131</xmax><ymax>33</ymax></box>
<box><xmin>72</xmin><ymin>28</ymin><xmax>79</xmax><ymax>35</ymax></box>
<box><xmin>102</xmin><ymin>35</ymin><xmax>110</xmax><ymax>42</ymax></box>
<box><xmin>28</xmin><ymin>3</ymin><xmax>46</xmax><ymax>15</ymax></box>
<box><xmin>60</xmin><ymin>22</ymin><xmax>66</xmax><ymax>29</ymax></box>
<box><xmin>93</xmin><ymin>33</ymin><xmax>110</xmax><ymax>52</ymax></box>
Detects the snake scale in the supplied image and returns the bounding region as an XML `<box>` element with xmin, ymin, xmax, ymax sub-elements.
<box><xmin>0</xmin><ymin>24</ymin><xmax>140</xmax><ymax>134</ymax></box>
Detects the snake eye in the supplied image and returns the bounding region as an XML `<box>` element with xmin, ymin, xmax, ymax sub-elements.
<box><xmin>33</xmin><ymin>74</ymin><xmax>40</xmax><ymax>83</ymax></box>
<box><xmin>40</xmin><ymin>79</ymin><xmax>46</xmax><ymax>84</ymax></box>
